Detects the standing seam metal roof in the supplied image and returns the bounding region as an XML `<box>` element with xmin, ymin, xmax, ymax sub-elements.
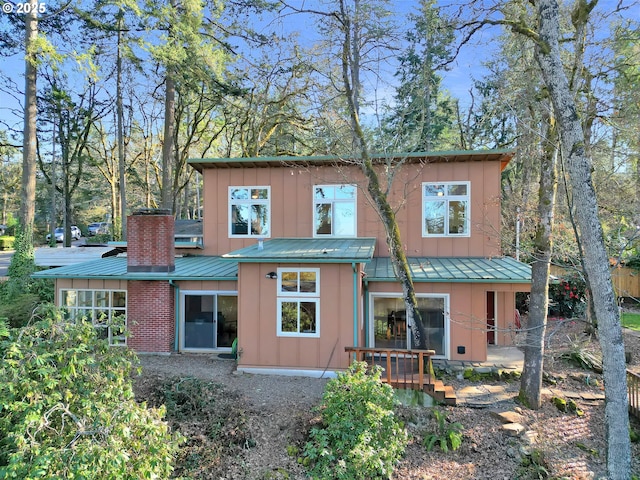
<box><xmin>365</xmin><ymin>257</ymin><xmax>531</xmax><ymax>283</ymax></box>
<box><xmin>31</xmin><ymin>256</ymin><xmax>238</xmax><ymax>280</ymax></box>
<box><xmin>221</xmin><ymin>238</ymin><xmax>377</xmax><ymax>263</ymax></box>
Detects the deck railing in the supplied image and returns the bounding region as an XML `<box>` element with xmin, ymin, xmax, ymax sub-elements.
<box><xmin>345</xmin><ymin>347</ymin><xmax>436</xmax><ymax>391</ymax></box>
<box><xmin>629</xmin><ymin>369</ymin><xmax>640</xmax><ymax>419</ymax></box>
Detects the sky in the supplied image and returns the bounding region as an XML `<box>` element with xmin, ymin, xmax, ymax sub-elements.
<box><xmin>0</xmin><ymin>0</ymin><xmax>495</xmax><ymax>144</ymax></box>
<box><xmin>0</xmin><ymin>0</ymin><xmax>635</xmax><ymax>149</ymax></box>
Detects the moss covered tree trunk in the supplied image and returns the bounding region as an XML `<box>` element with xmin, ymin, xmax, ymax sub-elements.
<box><xmin>534</xmin><ymin>0</ymin><xmax>631</xmax><ymax>475</ymax></box>
<box><xmin>520</xmin><ymin>109</ymin><xmax>558</xmax><ymax>409</ymax></box>
<box><xmin>338</xmin><ymin>1</ymin><xmax>426</xmax><ymax>349</ymax></box>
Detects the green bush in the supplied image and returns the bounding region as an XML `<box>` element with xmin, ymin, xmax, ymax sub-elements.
<box><xmin>303</xmin><ymin>361</ymin><xmax>408</xmax><ymax>480</ymax></box>
<box><xmin>0</xmin><ymin>293</ymin><xmax>41</xmax><ymax>328</ymax></box>
<box><xmin>0</xmin><ymin>236</ymin><xmax>15</xmax><ymax>250</ymax></box>
<box><xmin>548</xmin><ymin>274</ymin><xmax>586</xmax><ymax>318</ymax></box>
<box><xmin>0</xmin><ymin>309</ymin><xmax>183</xmax><ymax>478</ymax></box>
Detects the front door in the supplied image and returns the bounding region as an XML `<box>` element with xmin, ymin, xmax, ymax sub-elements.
<box><xmin>486</xmin><ymin>291</ymin><xmax>496</xmax><ymax>345</ymax></box>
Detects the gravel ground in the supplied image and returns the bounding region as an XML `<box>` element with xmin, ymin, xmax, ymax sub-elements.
<box><xmin>134</xmin><ymin>319</ymin><xmax>640</xmax><ymax>480</ymax></box>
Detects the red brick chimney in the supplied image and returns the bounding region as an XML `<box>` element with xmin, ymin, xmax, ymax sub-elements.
<box><xmin>127</xmin><ymin>208</ymin><xmax>175</xmax><ymax>272</ymax></box>
<box><xmin>126</xmin><ymin>208</ymin><xmax>176</xmax><ymax>353</ymax></box>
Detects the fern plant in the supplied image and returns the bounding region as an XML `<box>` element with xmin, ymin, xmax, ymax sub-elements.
<box><xmin>422</xmin><ymin>409</ymin><xmax>463</xmax><ymax>452</ymax></box>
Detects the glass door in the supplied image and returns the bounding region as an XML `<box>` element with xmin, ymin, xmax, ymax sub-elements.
<box><xmin>184</xmin><ymin>294</ymin><xmax>216</xmax><ymax>349</ymax></box>
<box><xmin>181</xmin><ymin>292</ymin><xmax>238</xmax><ymax>351</ymax></box>
<box><xmin>371</xmin><ymin>295</ymin><xmax>447</xmax><ymax>356</ymax></box>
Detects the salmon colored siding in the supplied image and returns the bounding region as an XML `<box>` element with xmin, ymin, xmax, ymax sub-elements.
<box><xmin>366</xmin><ymin>281</ymin><xmax>522</xmax><ymax>362</ymax></box>
<box><xmin>237</xmin><ymin>263</ymin><xmax>359</xmax><ymax>371</ymax></box>
<box><xmin>57</xmin><ymin>278</ymin><xmax>128</xmax><ymax>291</ymax></box>
<box><xmin>200</xmin><ymin>161</ymin><xmax>503</xmax><ymax>258</ymax></box>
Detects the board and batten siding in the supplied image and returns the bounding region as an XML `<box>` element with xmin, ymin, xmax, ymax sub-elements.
<box><xmin>200</xmin><ymin>160</ymin><xmax>503</xmax><ymax>259</ymax></box>
<box><xmin>236</xmin><ymin>262</ymin><xmax>359</xmax><ymax>372</ymax></box>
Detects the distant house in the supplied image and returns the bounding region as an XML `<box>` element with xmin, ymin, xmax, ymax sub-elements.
<box><xmin>34</xmin><ymin>150</ymin><xmax>531</xmax><ymax>376</ymax></box>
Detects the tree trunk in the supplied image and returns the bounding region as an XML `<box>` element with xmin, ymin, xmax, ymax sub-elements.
<box><xmin>117</xmin><ymin>11</ymin><xmax>127</xmax><ymax>239</ymax></box>
<box><xmin>534</xmin><ymin>0</ymin><xmax>631</xmax><ymax>476</ymax></box>
<box><xmin>20</xmin><ymin>1</ymin><xmax>38</xmax><ymax>239</ymax></box>
<box><xmin>339</xmin><ymin>0</ymin><xmax>426</xmax><ymax>348</ymax></box>
<box><xmin>520</xmin><ymin>109</ymin><xmax>558</xmax><ymax>409</ymax></box>
<box><xmin>162</xmin><ymin>74</ymin><xmax>175</xmax><ymax>212</ymax></box>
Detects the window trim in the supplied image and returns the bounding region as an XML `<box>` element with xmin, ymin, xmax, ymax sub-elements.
<box><xmin>312</xmin><ymin>184</ymin><xmax>357</xmax><ymax>238</ymax></box>
<box><xmin>59</xmin><ymin>288</ymin><xmax>127</xmax><ymax>346</ymax></box>
<box><xmin>228</xmin><ymin>186</ymin><xmax>271</xmax><ymax>238</ymax></box>
<box><xmin>422</xmin><ymin>181</ymin><xmax>470</xmax><ymax>237</ymax></box>
<box><xmin>276</xmin><ymin>268</ymin><xmax>320</xmax><ymax>338</ymax></box>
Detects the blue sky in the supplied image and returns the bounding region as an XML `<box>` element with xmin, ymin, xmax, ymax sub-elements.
<box><xmin>0</xmin><ymin>0</ymin><xmax>634</xmax><ymax>148</ymax></box>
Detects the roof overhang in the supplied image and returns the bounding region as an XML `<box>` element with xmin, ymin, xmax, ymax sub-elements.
<box><xmin>189</xmin><ymin>149</ymin><xmax>514</xmax><ymax>173</ymax></box>
<box><xmin>222</xmin><ymin>237</ymin><xmax>376</xmax><ymax>263</ymax></box>
<box><xmin>31</xmin><ymin>256</ymin><xmax>238</xmax><ymax>281</ymax></box>
<box><xmin>365</xmin><ymin>256</ymin><xmax>531</xmax><ymax>283</ymax></box>
<box><xmin>34</xmin><ymin>246</ymin><xmax>121</xmax><ymax>267</ymax></box>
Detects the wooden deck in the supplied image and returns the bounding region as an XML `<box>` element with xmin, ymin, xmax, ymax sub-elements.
<box><xmin>345</xmin><ymin>347</ymin><xmax>456</xmax><ymax>405</ymax></box>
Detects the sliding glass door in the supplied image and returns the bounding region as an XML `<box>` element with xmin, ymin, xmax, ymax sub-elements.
<box><xmin>370</xmin><ymin>294</ymin><xmax>448</xmax><ymax>357</ymax></box>
<box><xmin>181</xmin><ymin>292</ymin><xmax>237</xmax><ymax>351</ymax></box>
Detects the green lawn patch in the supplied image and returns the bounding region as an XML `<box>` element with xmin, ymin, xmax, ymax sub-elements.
<box><xmin>621</xmin><ymin>312</ymin><xmax>640</xmax><ymax>332</ymax></box>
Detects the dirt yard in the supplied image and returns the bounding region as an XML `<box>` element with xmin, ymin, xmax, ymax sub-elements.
<box><xmin>133</xmin><ymin>318</ymin><xmax>640</xmax><ymax>480</ymax></box>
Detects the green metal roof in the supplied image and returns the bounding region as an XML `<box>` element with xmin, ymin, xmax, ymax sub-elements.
<box><xmin>222</xmin><ymin>237</ymin><xmax>376</xmax><ymax>263</ymax></box>
<box><xmin>189</xmin><ymin>149</ymin><xmax>514</xmax><ymax>172</ymax></box>
<box><xmin>365</xmin><ymin>257</ymin><xmax>531</xmax><ymax>283</ymax></box>
<box><xmin>32</xmin><ymin>256</ymin><xmax>238</xmax><ymax>281</ymax></box>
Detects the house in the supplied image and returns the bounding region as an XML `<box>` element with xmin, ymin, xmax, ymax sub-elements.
<box><xmin>33</xmin><ymin>150</ymin><xmax>531</xmax><ymax>376</ymax></box>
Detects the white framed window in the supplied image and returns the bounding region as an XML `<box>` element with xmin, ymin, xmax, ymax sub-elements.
<box><xmin>229</xmin><ymin>186</ymin><xmax>270</xmax><ymax>237</ymax></box>
<box><xmin>422</xmin><ymin>182</ymin><xmax>470</xmax><ymax>236</ymax></box>
<box><xmin>277</xmin><ymin>268</ymin><xmax>320</xmax><ymax>337</ymax></box>
<box><xmin>60</xmin><ymin>289</ymin><xmax>127</xmax><ymax>346</ymax></box>
<box><xmin>313</xmin><ymin>184</ymin><xmax>357</xmax><ymax>237</ymax></box>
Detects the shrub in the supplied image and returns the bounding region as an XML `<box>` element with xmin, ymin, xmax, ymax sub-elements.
<box><xmin>548</xmin><ymin>274</ymin><xmax>586</xmax><ymax>318</ymax></box>
<box><xmin>0</xmin><ymin>236</ymin><xmax>15</xmax><ymax>250</ymax></box>
<box><xmin>0</xmin><ymin>309</ymin><xmax>182</xmax><ymax>478</ymax></box>
<box><xmin>0</xmin><ymin>293</ymin><xmax>40</xmax><ymax>328</ymax></box>
<box><xmin>303</xmin><ymin>361</ymin><xmax>408</xmax><ymax>480</ymax></box>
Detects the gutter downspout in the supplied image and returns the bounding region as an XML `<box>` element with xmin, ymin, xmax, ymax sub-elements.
<box><xmin>352</xmin><ymin>262</ymin><xmax>358</xmax><ymax>348</ymax></box>
<box><xmin>363</xmin><ymin>276</ymin><xmax>369</xmax><ymax>347</ymax></box>
<box><xmin>169</xmin><ymin>279</ymin><xmax>179</xmax><ymax>352</ymax></box>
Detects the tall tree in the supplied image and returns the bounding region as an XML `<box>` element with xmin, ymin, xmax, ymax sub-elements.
<box><xmin>532</xmin><ymin>0</ymin><xmax>631</xmax><ymax>475</ymax></box>
<box><xmin>382</xmin><ymin>0</ymin><xmax>457</xmax><ymax>152</ymax></box>
<box><xmin>520</xmin><ymin>106</ymin><xmax>558</xmax><ymax>408</ymax></box>
<box><xmin>20</xmin><ymin>0</ymin><xmax>39</xmax><ymax>240</ymax></box>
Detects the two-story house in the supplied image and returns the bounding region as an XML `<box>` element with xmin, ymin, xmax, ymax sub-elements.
<box><xmin>34</xmin><ymin>150</ymin><xmax>531</xmax><ymax>377</ymax></box>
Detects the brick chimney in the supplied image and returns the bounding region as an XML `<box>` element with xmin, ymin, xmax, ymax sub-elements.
<box><xmin>127</xmin><ymin>208</ymin><xmax>175</xmax><ymax>272</ymax></box>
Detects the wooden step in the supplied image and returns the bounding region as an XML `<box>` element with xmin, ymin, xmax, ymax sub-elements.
<box><xmin>424</xmin><ymin>379</ymin><xmax>457</xmax><ymax>406</ymax></box>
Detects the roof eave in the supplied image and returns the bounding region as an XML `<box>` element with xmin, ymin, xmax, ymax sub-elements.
<box><xmin>365</xmin><ymin>277</ymin><xmax>530</xmax><ymax>283</ymax></box>
<box><xmin>226</xmin><ymin>257</ymin><xmax>372</xmax><ymax>264</ymax></box>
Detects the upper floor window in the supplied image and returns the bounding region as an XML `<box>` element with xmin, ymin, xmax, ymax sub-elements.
<box><xmin>229</xmin><ymin>187</ymin><xmax>270</xmax><ymax>237</ymax></box>
<box><xmin>422</xmin><ymin>182</ymin><xmax>470</xmax><ymax>236</ymax></box>
<box><xmin>314</xmin><ymin>184</ymin><xmax>357</xmax><ymax>237</ymax></box>
<box><xmin>277</xmin><ymin>268</ymin><xmax>320</xmax><ymax>337</ymax></box>
<box><xmin>61</xmin><ymin>289</ymin><xmax>127</xmax><ymax>346</ymax></box>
